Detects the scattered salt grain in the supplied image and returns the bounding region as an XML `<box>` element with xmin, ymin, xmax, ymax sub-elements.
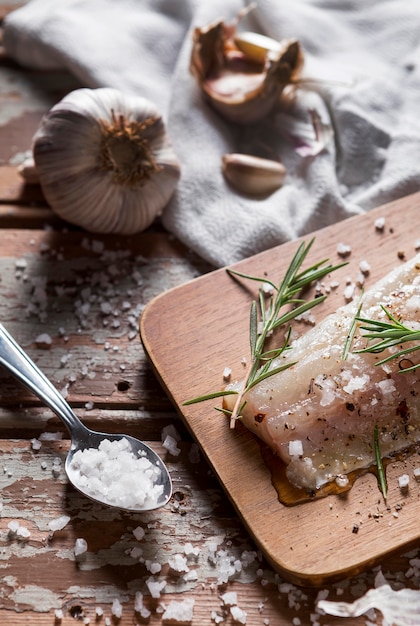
<box><xmin>161</xmin><ymin>424</ymin><xmax>181</xmax><ymax>442</ymax></box>
<box><xmin>211</xmin><ymin>611</ymin><xmax>224</xmax><ymax>624</ymax></box>
<box><xmin>162</xmin><ymin>434</ymin><xmax>181</xmax><ymax>457</ymax></box>
<box><xmin>132</xmin><ymin>525</ymin><xmax>145</xmax><ymax>541</ymax></box>
<box><xmin>288</xmin><ymin>440</ymin><xmax>303</xmax><ymax>457</ymax></box>
<box><xmin>337</xmin><ymin>242</ymin><xmax>351</xmax><ymax>257</ymax></box>
<box><xmin>111</xmin><ymin>598</ymin><xmax>123</xmax><ymax>619</ymax></box>
<box><xmin>55</xmin><ymin>609</ymin><xmax>64</xmax><ymax>621</ymax></box>
<box><xmin>15</xmin><ymin>258</ymin><xmax>27</xmax><ymax>270</ymax></box>
<box><xmin>68</xmin><ymin>437</ymin><xmax>164</xmax><ymax>510</ymax></box>
<box><xmin>184</xmin><ymin>542</ymin><xmax>200</xmax><ymax>558</ymax></box>
<box><xmin>168</xmin><ymin>553</ymin><xmax>189</xmax><ymax>574</ymax></box>
<box><xmin>162</xmin><ymin>598</ymin><xmax>195</xmax><ymax>624</ymax></box>
<box><xmin>146</xmin><ymin>560</ymin><xmax>162</xmax><ymax>574</ymax></box>
<box><xmin>335</xmin><ymin>475</ymin><xmax>349</xmax><ymax>488</ymax></box>
<box><xmin>146</xmin><ymin>578</ymin><xmax>166</xmax><ymax>598</ymax></box>
<box><xmin>230</xmin><ymin>605</ymin><xmax>247</xmax><ymax>624</ymax></box>
<box><xmin>95</xmin><ymin>607</ymin><xmax>103</xmax><ymax>618</ymax></box>
<box><xmin>30</xmin><ymin>438</ymin><xmax>41</xmax><ymax>451</ymax></box>
<box><xmin>398</xmin><ymin>474</ymin><xmax>410</xmax><ymax>490</ymax></box>
<box><xmin>74</xmin><ymin>538</ymin><xmax>88</xmax><ymax>556</ymax></box>
<box><xmin>374</xmin><ymin>217</ymin><xmax>385</xmax><ymax>231</ymax></box>
<box><xmin>35</xmin><ymin>333</ymin><xmax>52</xmax><ymax>349</ymax></box>
<box><xmin>16</xmin><ymin>525</ymin><xmax>30</xmax><ymax>539</ymax></box>
<box><xmin>359</xmin><ymin>260</ymin><xmax>371</xmax><ymax>275</ymax></box>
<box><xmin>223</xmin><ymin>367</ymin><xmax>232</xmax><ymax>381</ymax></box>
<box><xmin>48</xmin><ymin>515</ymin><xmax>71</xmax><ymax>532</ymax></box>
<box><xmin>343</xmin><ymin>283</ymin><xmax>355</xmax><ymax>302</ymax></box>
<box><xmin>220</xmin><ymin>591</ymin><xmax>237</xmax><ymax>607</ymax></box>
<box><xmin>130</xmin><ymin>546</ymin><xmax>143</xmax><ymax>560</ymax></box>
<box><xmin>414</xmin><ymin>467</ymin><xmax>420</xmax><ymax>481</ymax></box>
<box><xmin>8</xmin><ymin>520</ymin><xmax>20</xmax><ymax>534</ymax></box>
<box><xmin>134</xmin><ymin>592</ymin><xmax>151</xmax><ymax>619</ymax></box>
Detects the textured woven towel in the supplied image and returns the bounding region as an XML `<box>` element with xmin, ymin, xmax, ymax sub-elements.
<box><xmin>4</xmin><ymin>0</ymin><xmax>420</xmax><ymax>266</ymax></box>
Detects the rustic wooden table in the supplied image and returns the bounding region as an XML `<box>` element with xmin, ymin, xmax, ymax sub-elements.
<box><xmin>0</xmin><ymin>4</ymin><xmax>419</xmax><ymax>626</ymax></box>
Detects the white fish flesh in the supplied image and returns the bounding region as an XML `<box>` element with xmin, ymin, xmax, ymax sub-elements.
<box><xmin>224</xmin><ymin>254</ymin><xmax>420</xmax><ymax>491</ymax></box>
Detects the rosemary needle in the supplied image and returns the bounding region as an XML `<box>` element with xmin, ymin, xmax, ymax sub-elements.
<box><xmin>184</xmin><ymin>238</ymin><xmax>347</xmax><ymax>426</ymax></box>
<box><xmin>374</xmin><ymin>424</ymin><xmax>387</xmax><ymax>501</ymax></box>
<box><xmin>355</xmin><ymin>305</ymin><xmax>420</xmax><ymax>372</ymax></box>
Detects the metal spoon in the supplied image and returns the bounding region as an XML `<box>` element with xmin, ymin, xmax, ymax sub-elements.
<box><xmin>0</xmin><ymin>323</ymin><xmax>172</xmax><ymax>512</ymax></box>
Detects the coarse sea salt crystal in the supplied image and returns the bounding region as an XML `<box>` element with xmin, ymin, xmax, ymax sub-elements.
<box><xmin>74</xmin><ymin>538</ymin><xmax>88</xmax><ymax>556</ymax></box>
<box><xmin>134</xmin><ymin>592</ymin><xmax>151</xmax><ymax>619</ymax></box>
<box><xmin>288</xmin><ymin>440</ymin><xmax>303</xmax><ymax>457</ymax></box>
<box><xmin>8</xmin><ymin>520</ymin><xmax>20</xmax><ymax>533</ymax></box>
<box><xmin>162</xmin><ymin>598</ymin><xmax>195</xmax><ymax>624</ymax></box>
<box><xmin>111</xmin><ymin>599</ymin><xmax>123</xmax><ymax>618</ymax></box>
<box><xmin>230</xmin><ymin>605</ymin><xmax>247</xmax><ymax>624</ymax></box>
<box><xmin>398</xmin><ymin>474</ymin><xmax>410</xmax><ymax>489</ymax></box>
<box><xmin>220</xmin><ymin>591</ymin><xmax>237</xmax><ymax>606</ymax></box>
<box><xmin>68</xmin><ymin>437</ymin><xmax>164</xmax><ymax>510</ymax></box>
<box><xmin>133</xmin><ymin>525</ymin><xmax>145</xmax><ymax>541</ymax></box>
<box><xmin>162</xmin><ymin>434</ymin><xmax>181</xmax><ymax>457</ymax></box>
<box><xmin>31</xmin><ymin>438</ymin><xmax>41</xmax><ymax>451</ymax></box>
<box><xmin>374</xmin><ymin>217</ymin><xmax>385</xmax><ymax>231</ymax></box>
<box><xmin>168</xmin><ymin>553</ymin><xmax>189</xmax><ymax>574</ymax></box>
<box><xmin>146</xmin><ymin>578</ymin><xmax>166</xmax><ymax>599</ymax></box>
<box><xmin>337</xmin><ymin>242</ymin><xmax>351</xmax><ymax>257</ymax></box>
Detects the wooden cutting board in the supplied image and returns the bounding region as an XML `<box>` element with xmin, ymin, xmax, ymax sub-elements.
<box><xmin>140</xmin><ymin>192</ymin><xmax>420</xmax><ymax>587</ymax></box>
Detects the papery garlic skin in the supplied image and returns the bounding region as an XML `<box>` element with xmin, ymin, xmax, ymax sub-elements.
<box><xmin>190</xmin><ymin>19</ymin><xmax>303</xmax><ymax>124</ymax></box>
<box><xmin>222</xmin><ymin>153</ymin><xmax>286</xmax><ymax>195</ymax></box>
<box><xmin>32</xmin><ymin>88</ymin><xmax>181</xmax><ymax>234</ymax></box>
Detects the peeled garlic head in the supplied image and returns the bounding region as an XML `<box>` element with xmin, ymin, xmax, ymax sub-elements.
<box><xmin>190</xmin><ymin>19</ymin><xmax>303</xmax><ymax>124</ymax></box>
<box><xmin>32</xmin><ymin>88</ymin><xmax>181</xmax><ymax>234</ymax></box>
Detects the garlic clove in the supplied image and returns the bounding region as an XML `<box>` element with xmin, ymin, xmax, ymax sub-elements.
<box><xmin>222</xmin><ymin>153</ymin><xmax>286</xmax><ymax>196</ymax></box>
<box><xmin>190</xmin><ymin>18</ymin><xmax>303</xmax><ymax>124</ymax></box>
<box><xmin>234</xmin><ymin>31</ymin><xmax>285</xmax><ymax>64</ymax></box>
<box><xmin>32</xmin><ymin>87</ymin><xmax>181</xmax><ymax>235</ymax></box>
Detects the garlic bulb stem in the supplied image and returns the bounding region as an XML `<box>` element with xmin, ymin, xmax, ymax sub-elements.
<box><xmin>222</xmin><ymin>153</ymin><xmax>286</xmax><ymax>196</ymax></box>
<box><xmin>32</xmin><ymin>88</ymin><xmax>181</xmax><ymax>235</ymax></box>
<box><xmin>98</xmin><ymin>112</ymin><xmax>161</xmax><ymax>186</ymax></box>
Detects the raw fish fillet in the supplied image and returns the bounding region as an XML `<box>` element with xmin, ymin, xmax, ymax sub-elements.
<box><xmin>224</xmin><ymin>254</ymin><xmax>420</xmax><ymax>491</ymax></box>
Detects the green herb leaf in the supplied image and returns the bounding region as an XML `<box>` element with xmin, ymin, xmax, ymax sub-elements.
<box><xmin>374</xmin><ymin>424</ymin><xmax>387</xmax><ymax>501</ymax></box>
<box><xmin>355</xmin><ymin>305</ymin><xmax>420</xmax><ymax>372</ymax></box>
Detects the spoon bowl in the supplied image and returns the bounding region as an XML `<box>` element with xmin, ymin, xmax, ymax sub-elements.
<box><xmin>0</xmin><ymin>323</ymin><xmax>172</xmax><ymax>512</ymax></box>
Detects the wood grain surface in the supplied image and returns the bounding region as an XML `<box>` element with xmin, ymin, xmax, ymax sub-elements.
<box><xmin>141</xmin><ymin>191</ymin><xmax>420</xmax><ymax>586</ymax></box>
<box><xmin>2</xmin><ymin>3</ymin><xmax>420</xmax><ymax>622</ymax></box>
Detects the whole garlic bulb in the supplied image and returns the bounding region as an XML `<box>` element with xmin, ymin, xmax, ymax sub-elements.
<box><xmin>32</xmin><ymin>88</ymin><xmax>181</xmax><ymax>234</ymax></box>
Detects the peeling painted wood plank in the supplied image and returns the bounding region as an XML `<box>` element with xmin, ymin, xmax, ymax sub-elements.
<box><xmin>0</xmin><ymin>439</ymin><xmax>416</xmax><ymax>626</ymax></box>
<box><xmin>0</xmin><ymin>229</ymin><xmax>212</xmax><ymax>407</ymax></box>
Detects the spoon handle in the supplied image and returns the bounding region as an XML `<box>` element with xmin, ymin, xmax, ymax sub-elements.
<box><xmin>0</xmin><ymin>323</ymin><xmax>84</xmax><ymax>436</ymax></box>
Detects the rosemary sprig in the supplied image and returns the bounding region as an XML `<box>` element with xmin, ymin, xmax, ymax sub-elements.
<box><xmin>355</xmin><ymin>305</ymin><xmax>420</xmax><ymax>372</ymax></box>
<box><xmin>374</xmin><ymin>424</ymin><xmax>387</xmax><ymax>501</ymax></box>
<box><xmin>184</xmin><ymin>238</ymin><xmax>347</xmax><ymax>427</ymax></box>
